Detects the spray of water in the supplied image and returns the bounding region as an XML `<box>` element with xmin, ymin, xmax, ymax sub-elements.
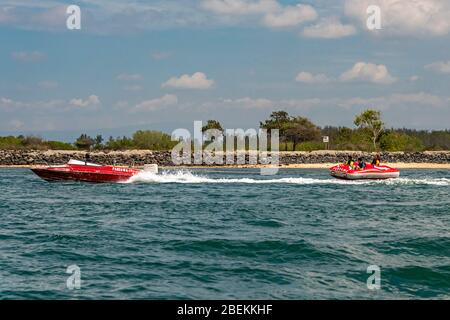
<box><xmin>125</xmin><ymin>170</ymin><xmax>450</xmax><ymax>186</ymax></box>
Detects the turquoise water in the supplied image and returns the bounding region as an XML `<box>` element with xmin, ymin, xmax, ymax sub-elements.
<box><xmin>0</xmin><ymin>168</ymin><xmax>449</xmax><ymax>299</ymax></box>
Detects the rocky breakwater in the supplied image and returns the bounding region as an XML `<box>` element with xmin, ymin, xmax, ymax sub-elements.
<box><xmin>279</xmin><ymin>151</ymin><xmax>450</xmax><ymax>165</ymax></box>
<box><xmin>0</xmin><ymin>150</ymin><xmax>449</xmax><ymax>166</ymax></box>
<box><xmin>0</xmin><ymin>150</ymin><xmax>173</xmax><ymax>166</ymax></box>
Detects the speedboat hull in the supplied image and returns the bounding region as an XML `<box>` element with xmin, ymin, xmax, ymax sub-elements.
<box><xmin>31</xmin><ymin>159</ymin><xmax>143</xmax><ymax>183</ymax></box>
<box><xmin>31</xmin><ymin>168</ymin><xmax>138</xmax><ymax>183</ymax></box>
<box><xmin>330</xmin><ymin>164</ymin><xmax>400</xmax><ymax>180</ymax></box>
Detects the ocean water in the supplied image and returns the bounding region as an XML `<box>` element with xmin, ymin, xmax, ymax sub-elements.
<box><xmin>0</xmin><ymin>168</ymin><xmax>449</xmax><ymax>300</ymax></box>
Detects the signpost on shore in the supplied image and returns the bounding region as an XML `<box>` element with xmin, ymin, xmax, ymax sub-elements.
<box><xmin>323</xmin><ymin>136</ymin><xmax>329</xmax><ymax>150</ymax></box>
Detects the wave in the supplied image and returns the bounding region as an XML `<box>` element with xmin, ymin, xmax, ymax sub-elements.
<box><xmin>125</xmin><ymin>170</ymin><xmax>450</xmax><ymax>186</ymax></box>
<box><xmin>382</xmin><ymin>178</ymin><xmax>450</xmax><ymax>186</ymax></box>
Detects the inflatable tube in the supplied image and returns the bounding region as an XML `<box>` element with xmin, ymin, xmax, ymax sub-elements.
<box><xmin>330</xmin><ymin>164</ymin><xmax>400</xmax><ymax>180</ymax></box>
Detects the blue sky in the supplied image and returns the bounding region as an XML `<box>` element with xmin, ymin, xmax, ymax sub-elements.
<box><xmin>1</xmin><ymin>0</ymin><xmax>450</xmax><ymax>140</ymax></box>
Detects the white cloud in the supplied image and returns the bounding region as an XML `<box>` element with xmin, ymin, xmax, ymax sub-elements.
<box><xmin>123</xmin><ymin>85</ymin><xmax>143</xmax><ymax>92</ymax></box>
<box><xmin>38</xmin><ymin>81</ymin><xmax>59</xmax><ymax>89</ymax></box>
<box><xmin>69</xmin><ymin>95</ymin><xmax>101</xmax><ymax>108</ymax></box>
<box><xmin>5</xmin><ymin>0</ymin><xmax>447</xmax><ymax>38</ymax></box>
<box><xmin>116</xmin><ymin>73</ymin><xmax>143</xmax><ymax>81</ymax></box>
<box><xmin>302</xmin><ymin>17</ymin><xmax>356</xmax><ymax>38</ymax></box>
<box><xmin>0</xmin><ymin>96</ymin><xmax>88</xmax><ymax>112</ymax></box>
<box><xmin>222</xmin><ymin>97</ymin><xmax>275</xmax><ymax>108</ymax></box>
<box><xmin>340</xmin><ymin>62</ymin><xmax>397</xmax><ymax>84</ymax></box>
<box><xmin>0</xmin><ymin>5</ymin><xmax>66</xmax><ymax>33</ymax></box>
<box><xmin>202</xmin><ymin>1</ymin><xmax>318</xmax><ymax>29</ymax></box>
<box><xmin>11</xmin><ymin>51</ymin><xmax>46</xmax><ymax>62</ymax></box>
<box><xmin>340</xmin><ymin>92</ymin><xmax>446</xmax><ymax>109</ymax></box>
<box><xmin>389</xmin><ymin>92</ymin><xmax>445</xmax><ymax>107</ymax></box>
<box><xmin>214</xmin><ymin>96</ymin><xmax>322</xmax><ymax>110</ymax></box>
<box><xmin>345</xmin><ymin>0</ymin><xmax>450</xmax><ymax>37</ymax></box>
<box><xmin>295</xmin><ymin>72</ymin><xmax>331</xmax><ymax>84</ymax></box>
<box><xmin>425</xmin><ymin>61</ymin><xmax>450</xmax><ymax>74</ymax></box>
<box><xmin>134</xmin><ymin>94</ymin><xmax>178</xmax><ymax>112</ymax></box>
<box><xmin>151</xmin><ymin>51</ymin><xmax>172</xmax><ymax>60</ymax></box>
<box><xmin>0</xmin><ymin>97</ymin><xmax>25</xmax><ymax>110</ymax></box>
<box><xmin>9</xmin><ymin>119</ymin><xmax>25</xmax><ymax>130</ymax></box>
<box><xmin>201</xmin><ymin>0</ymin><xmax>278</xmax><ymax>15</ymax></box>
<box><xmin>409</xmin><ymin>75</ymin><xmax>420</xmax><ymax>81</ymax></box>
<box><xmin>162</xmin><ymin>72</ymin><xmax>214</xmax><ymax>90</ymax></box>
<box><xmin>115</xmin><ymin>101</ymin><xmax>130</xmax><ymax>109</ymax></box>
<box><xmin>0</xmin><ymin>2</ymin><xmax>206</xmax><ymax>34</ymax></box>
<box><xmin>263</xmin><ymin>4</ymin><xmax>317</xmax><ymax>28</ymax></box>
<box><xmin>0</xmin><ymin>97</ymin><xmax>60</xmax><ymax>111</ymax></box>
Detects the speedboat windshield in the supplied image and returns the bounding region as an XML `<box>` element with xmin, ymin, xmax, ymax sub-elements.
<box><xmin>68</xmin><ymin>159</ymin><xmax>102</xmax><ymax>166</ymax></box>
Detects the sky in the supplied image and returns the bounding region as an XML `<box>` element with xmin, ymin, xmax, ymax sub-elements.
<box><xmin>1</xmin><ymin>0</ymin><xmax>450</xmax><ymax>141</ymax></box>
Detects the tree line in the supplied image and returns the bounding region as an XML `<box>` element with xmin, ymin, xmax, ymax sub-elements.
<box><xmin>1</xmin><ymin>109</ymin><xmax>449</xmax><ymax>151</ymax></box>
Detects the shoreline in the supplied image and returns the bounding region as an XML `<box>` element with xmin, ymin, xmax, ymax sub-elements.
<box><xmin>1</xmin><ymin>150</ymin><xmax>449</xmax><ymax>169</ymax></box>
<box><xmin>2</xmin><ymin>163</ymin><xmax>450</xmax><ymax>169</ymax></box>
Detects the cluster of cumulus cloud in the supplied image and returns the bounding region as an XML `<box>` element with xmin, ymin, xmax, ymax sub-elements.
<box><xmin>1</xmin><ymin>0</ymin><xmax>450</xmax><ymax>38</ymax></box>
<box><xmin>201</xmin><ymin>0</ymin><xmax>450</xmax><ymax>38</ymax></box>
<box><xmin>202</xmin><ymin>0</ymin><xmax>355</xmax><ymax>39</ymax></box>
<box><xmin>296</xmin><ymin>62</ymin><xmax>397</xmax><ymax>85</ymax></box>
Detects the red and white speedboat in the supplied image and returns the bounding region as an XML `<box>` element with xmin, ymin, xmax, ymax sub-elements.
<box><xmin>31</xmin><ymin>159</ymin><xmax>157</xmax><ymax>183</ymax></box>
<box><xmin>330</xmin><ymin>163</ymin><xmax>400</xmax><ymax>180</ymax></box>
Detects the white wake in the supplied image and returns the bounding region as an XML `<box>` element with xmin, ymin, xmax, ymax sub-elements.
<box><xmin>125</xmin><ymin>170</ymin><xmax>450</xmax><ymax>186</ymax></box>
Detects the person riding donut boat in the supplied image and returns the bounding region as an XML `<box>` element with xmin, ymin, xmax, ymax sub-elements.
<box><xmin>357</xmin><ymin>157</ymin><xmax>366</xmax><ymax>170</ymax></box>
<box><xmin>371</xmin><ymin>154</ymin><xmax>381</xmax><ymax>166</ymax></box>
<box><xmin>346</xmin><ymin>155</ymin><xmax>354</xmax><ymax>168</ymax></box>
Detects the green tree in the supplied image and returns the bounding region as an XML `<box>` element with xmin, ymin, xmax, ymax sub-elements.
<box><xmin>94</xmin><ymin>135</ymin><xmax>104</xmax><ymax>149</ymax></box>
<box><xmin>132</xmin><ymin>130</ymin><xmax>175</xmax><ymax>150</ymax></box>
<box><xmin>261</xmin><ymin>111</ymin><xmax>320</xmax><ymax>151</ymax></box>
<box><xmin>202</xmin><ymin>120</ymin><xmax>223</xmax><ymax>133</ymax></box>
<box><xmin>105</xmin><ymin>136</ymin><xmax>134</xmax><ymax>150</ymax></box>
<box><xmin>260</xmin><ymin>111</ymin><xmax>290</xmax><ymax>133</ymax></box>
<box><xmin>380</xmin><ymin>131</ymin><xmax>425</xmax><ymax>152</ymax></box>
<box><xmin>202</xmin><ymin>120</ymin><xmax>224</xmax><ymax>143</ymax></box>
<box><xmin>75</xmin><ymin>134</ymin><xmax>95</xmax><ymax>150</ymax></box>
<box><xmin>260</xmin><ymin>111</ymin><xmax>292</xmax><ymax>150</ymax></box>
<box><xmin>354</xmin><ymin>109</ymin><xmax>384</xmax><ymax>151</ymax></box>
<box><xmin>285</xmin><ymin>116</ymin><xmax>321</xmax><ymax>151</ymax></box>
<box><xmin>46</xmin><ymin>141</ymin><xmax>76</xmax><ymax>150</ymax></box>
<box><xmin>396</xmin><ymin>129</ymin><xmax>450</xmax><ymax>150</ymax></box>
<box><xmin>22</xmin><ymin>136</ymin><xmax>46</xmax><ymax>150</ymax></box>
<box><xmin>0</xmin><ymin>136</ymin><xmax>24</xmax><ymax>149</ymax></box>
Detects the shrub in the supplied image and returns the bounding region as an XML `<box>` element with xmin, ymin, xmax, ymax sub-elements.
<box><xmin>0</xmin><ymin>136</ymin><xmax>23</xmax><ymax>149</ymax></box>
<box><xmin>132</xmin><ymin>130</ymin><xmax>176</xmax><ymax>150</ymax></box>
<box><xmin>105</xmin><ymin>136</ymin><xmax>135</xmax><ymax>150</ymax></box>
<box><xmin>47</xmin><ymin>141</ymin><xmax>75</xmax><ymax>150</ymax></box>
<box><xmin>380</xmin><ymin>131</ymin><xmax>425</xmax><ymax>152</ymax></box>
<box><xmin>295</xmin><ymin>141</ymin><xmax>324</xmax><ymax>151</ymax></box>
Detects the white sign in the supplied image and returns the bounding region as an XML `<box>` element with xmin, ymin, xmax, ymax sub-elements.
<box><xmin>323</xmin><ymin>136</ymin><xmax>329</xmax><ymax>143</ymax></box>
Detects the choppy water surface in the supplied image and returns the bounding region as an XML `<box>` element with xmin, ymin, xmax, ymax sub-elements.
<box><xmin>0</xmin><ymin>168</ymin><xmax>449</xmax><ymax>299</ymax></box>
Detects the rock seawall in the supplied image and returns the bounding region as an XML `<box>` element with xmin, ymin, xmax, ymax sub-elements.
<box><xmin>0</xmin><ymin>150</ymin><xmax>449</xmax><ymax>166</ymax></box>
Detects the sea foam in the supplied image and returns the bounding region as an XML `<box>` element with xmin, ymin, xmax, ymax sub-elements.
<box><xmin>126</xmin><ymin>170</ymin><xmax>450</xmax><ymax>186</ymax></box>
